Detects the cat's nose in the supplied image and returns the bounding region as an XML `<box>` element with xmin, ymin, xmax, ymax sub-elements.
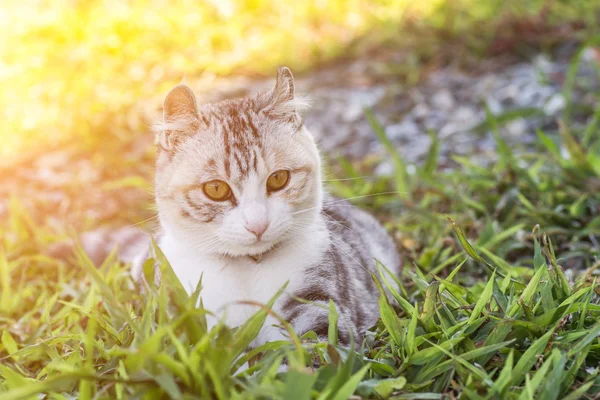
<box><xmin>242</xmin><ymin>201</ymin><xmax>269</xmax><ymax>240</ymax></box>
<box><xmin>245</xmin><ymin>220</ymin><xmax>269</xmax><ymax>240</ymax></box>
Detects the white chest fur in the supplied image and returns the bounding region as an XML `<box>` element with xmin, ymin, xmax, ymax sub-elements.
<box><xmin>158</xmin><ymin>222</ymin><xmax>330</xmax><ymax>341</ymax></box>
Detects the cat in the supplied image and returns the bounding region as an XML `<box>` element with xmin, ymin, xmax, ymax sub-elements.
<box><xmin>57</xmin><ymin>67</ymin><xmax>401</xmax><ymax>347</ymax></box>
<box><xmin>138</xmin><ymin>67</ymin><xmax>401</xmax><ymax>346</ymax></box>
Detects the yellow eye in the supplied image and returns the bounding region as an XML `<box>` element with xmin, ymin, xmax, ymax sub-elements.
<box><xmin>202</xmin><ymin>180</ymin><xmax>231</xmax><ymax>201</ymax></box>
<box><xmin>266</xmin><ymin>170</ymin><xmax>290</xmax><ymax>192</ymax></box>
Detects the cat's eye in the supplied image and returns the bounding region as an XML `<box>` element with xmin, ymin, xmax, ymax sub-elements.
<box><xmin>203</xmin><ymin>180</ymin><xmax>231</xmax><ymax>201</ymax></box>
<box><xmin>266</xmin><ymin>170</ymin><xmax>290</xmax><ymax>192</ymax></box>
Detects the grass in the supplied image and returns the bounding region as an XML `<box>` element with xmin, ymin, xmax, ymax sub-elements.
<box><xmin>1</xmin><ymin>47</ymin><xmax>600</xmax><ymax>398</ymax></box>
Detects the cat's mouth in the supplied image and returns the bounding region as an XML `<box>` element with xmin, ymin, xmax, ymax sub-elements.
<box><xmin>215</xmin><ymin>225</ymin><xmax>294</xmax><ymax>261</ymax></box>
<box><xmin>220</xmin><ymin>240</ymin><xmax>283</xmax><ymax>263</ymax></box>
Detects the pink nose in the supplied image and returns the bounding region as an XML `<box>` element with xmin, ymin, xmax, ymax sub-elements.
<box><xmin>245</xmin><ymin>220</ymin><xmax>269</xmax><ymax>240</ymax></box>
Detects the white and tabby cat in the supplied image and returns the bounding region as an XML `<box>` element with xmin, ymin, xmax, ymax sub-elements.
<box><xmin>75</xmin><ymin>67</ymin><xmax>400</xmax><ymax>347</ymax></box>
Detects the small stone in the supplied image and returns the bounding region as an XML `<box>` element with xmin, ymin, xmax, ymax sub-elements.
<box><xmin>369</xmin><ymin>141</ymin><xmax>382</xmax><ymax>154</ymax></box>
<box><xmin>412</xmin><ymin>103</ymin><xmax>430</xmax><ymax>119</ymax></box>
<box><xmin>485</xmin><ymin>97</ymin><xmax>503</xmax><ymax>114</ymax></box>
<box><xmin>543</xmin><ymin>93</ymin><xmax>566</xmax><ymax>115</ymax></box>
<box><xmin>581</xmin><ymin>47</ymin><xmax>597</xmax><ymax>63</ymax></box>
<box><xmin>439</xmin><ymin>122</ymin><xmax>460</xmax><ymax>138</ymax></box>
<box><xmin>406</xmin><ymin>136</ymin><xmax>432</xmax><ymax>161</ymax></box>
<box><xmin>496</xmin><ymin>84</ymin><xmax>519</xmax><ymax>102</ymax></box>
<box><xmin>517</xmin><ymin>83</ymin><xmax>539</xmax><ymax>106</ymax></box>
<box><xmin>431</xmin><ymin>89</ymin><xmax>455</xmax><ymax>110</ymax></box>
<box><xmin>343</xmin><ymin>102</ymin><xmax>363</xmax><ymax>122</ymax></box>
<box><xmin>454</xmin><ymin>106</ymin><xmax>479</xmax><ymax>127</ymax></box>
<box><xmin>385</xmin><ymin>119</ymin><xmax>420</xmax><ymax>140</ymax></box>
<box><xmin>505</xmin><ymin>118</ymin><xmax>527</xmax><ymax>137</ymax></box>
<box><xmin>374</xmin><ymin>160</ymin><xmax>394</xmax><ymax>176</ymax></box>
<box><xmin>478</xmin><ymin>136</ymin><xmax>496</xmax><ymax>151</ymax></box>
<box><xmin>409</xmin><ymin>88</ymin><xmax>425</xmax><ymax>103</ymax></box>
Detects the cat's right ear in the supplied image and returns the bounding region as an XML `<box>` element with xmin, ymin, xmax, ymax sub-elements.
<box><xmin>156</xmin><ymin>84</ymin><xmax>199</xmax><ymax>151</ymax></box>
<box><xmin>164</xmin><ymin>84</ymin><xmax>198</xmax><ymax>122</ymax></box>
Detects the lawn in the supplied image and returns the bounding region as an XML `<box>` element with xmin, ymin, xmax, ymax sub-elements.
<box><xmin>1</xmin><ymin>0</ymin><xmax>600</xmax><ymax>399</ymax></box>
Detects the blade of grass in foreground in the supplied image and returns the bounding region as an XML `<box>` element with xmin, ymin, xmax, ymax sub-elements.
<box><xmin>467</xmin><ymin>270</ymin><xmax>495</xmax><ymax>324</ymax></box>
<box><xmin>446</xmin><ymin>215</ymin><xmax>519</xmax><ymax>285</ymax></box>
<box><xmin>328</xmin><ymin>300</ymin><xmax>339</xmax><ymax>345</ymax></box>
<box><xmin>510</xmin><ymin>325</ymin><xmax>557</xmax><ymax>387</ymax></box>
<box><xmin>231</xmin><ymin>282</ymin><xmax>289</xmax><ymax>360</ymax></box>
<box><xmin>373</xmin><ymin>272</ymin><xmax>404</xmax><ymax>347</ymax></box>
<box><xmin>515</xmin><ymin>350</ymin><xmax>557</xmax><ymax>400</ymax></box>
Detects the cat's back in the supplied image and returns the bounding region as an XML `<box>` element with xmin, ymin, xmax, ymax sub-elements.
<box><xmin>289</xmin><ymin>196</ymin><xmax>400</xmax><ymax>336</ymax></box>
<box><xmin>321</xmin><ymin>196</ymin><xmax>400</xmax><ymax>276</ymax></box>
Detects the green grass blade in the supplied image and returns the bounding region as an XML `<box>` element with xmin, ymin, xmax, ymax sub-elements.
<box><xmin>365</xmin><ymin>108</ymin><xmax>409</xmax><ymax>199</ymax></box>
<box><xmin>468</xmin><ymin>270</ymin><xmax>495</xmax><ymax>324</ymax></box>
<box><xmin>328</xmin><ymin>300</ymin><xmax>339</xmax><ymax>345</ymax></box>
<box><xmin>510</xmin><ymin>326</ymin><xmax>556</xmax><ymax>387</ymax></box>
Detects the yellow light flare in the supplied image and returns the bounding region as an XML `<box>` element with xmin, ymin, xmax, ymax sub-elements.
<box><xmin>0</xmin><ymin>0</ymin><xmax>447</xmax><ymax>161</ymax></box>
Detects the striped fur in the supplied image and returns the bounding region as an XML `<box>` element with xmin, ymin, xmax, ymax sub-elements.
<box><xmin>279</xmin><ymin>198</ymin><xmax>400</xmax><ymax>344</ymax></box>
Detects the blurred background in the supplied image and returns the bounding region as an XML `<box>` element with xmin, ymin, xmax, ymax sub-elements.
<box><xmin>1</xmin><ymin>0</ymin><xmax>599</xmax><ymax>237</ymax></box>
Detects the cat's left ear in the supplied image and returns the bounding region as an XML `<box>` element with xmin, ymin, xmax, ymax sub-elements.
<box><xmin>264</xmin><ymin>67</ymin><xmax>307</xmax><ymax>127</ymax></box>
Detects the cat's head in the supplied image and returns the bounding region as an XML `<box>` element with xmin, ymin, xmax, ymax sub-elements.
<box><xmin>154</xmin><ymin>67</ymin><xmax>322</xmax><ymax>258</ymax></box>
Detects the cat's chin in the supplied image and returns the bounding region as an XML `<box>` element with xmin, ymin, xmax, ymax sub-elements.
<box><xmin>218</xmin><ymin>240</ymin><xmax>283</xmax><ymax>260</ymax></box>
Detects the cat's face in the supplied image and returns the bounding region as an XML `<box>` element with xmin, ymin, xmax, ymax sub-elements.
<box><xmin>155</xmin><ymin>68</ymin><xmax>322</xmax><ymax>258</ymax></box>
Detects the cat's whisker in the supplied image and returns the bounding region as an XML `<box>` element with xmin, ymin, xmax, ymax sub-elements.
<box><xmin>321</xmin><ymin>176</ymin><xmax>371</xmax><ymax>182</ymax></box>
<box><xmin>124</xmin><ymin>214</ymin><xmax>159</xmax><ymax>229</ymax></box>
<box><xmin>200</xmin><ymin>239</ymin><xmax>222</xmax><ymax>250</ymax></box>
<box><xmin>292</xmin><ymin>191</ymin><xmax>405</xmax><ymax>216</ymax></box>
<box><xmin>323</xmin><ymin>191</ymin><xmax>407</xmax><ymax>204</ymax></box>
<box><xmin>189</xmin><ymin>237</ymin><xmax>223</xmax><ymax>253</ymax></box>
<box><xmin>322</xmin><ymin>211</ymin><xmax>361</xmax><ymax>240</ymax></box>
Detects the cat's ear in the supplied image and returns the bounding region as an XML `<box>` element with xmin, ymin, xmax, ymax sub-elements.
<box><xmin>272</xmin><ymin>67</ymin><xmax>295</xmax><ymax>104</ymax></box>
<box><xmin>263</xmin><ymin>67</ymin><xmax>307</xmax><ymax>127</ymax></box>
<box><xmin>164</xmin><ymin>84</ymin><xmax>198</xmax><ymax>120</ymax></box>
<box><xmin>156</xmin><ymin>84</ymin><xmax>199</xmax><ymax>151</ymax></box>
